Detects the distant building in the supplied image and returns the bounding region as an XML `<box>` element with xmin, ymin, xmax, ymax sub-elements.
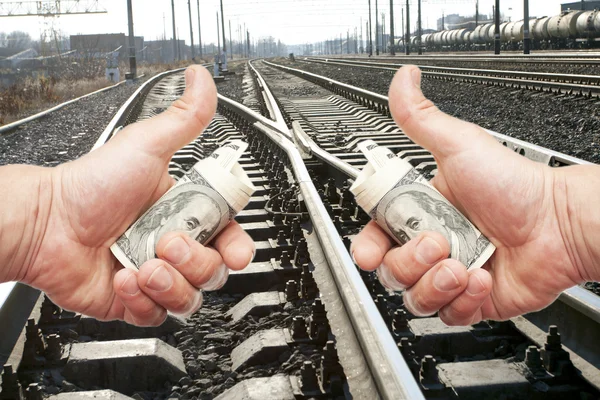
<box><xmin>69</xmin><ymin>33</ymin><xmax>144</xmax><ymax>59</ymax></box>
<box><xmin>561</xmin><ymin>0</ymin><xmax>600</xmax><ymax>11</ymax></box>
<box><xmin>144</xmin><ymin>39</ymin><xmax>188</xmax><ymax>63</ymax></box>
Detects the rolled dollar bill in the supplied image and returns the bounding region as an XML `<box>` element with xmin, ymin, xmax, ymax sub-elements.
<box><xmin>350</xmin><ymin>140</ymin><xmax>495</xmax><ymax>270</ymax></box>
<box><xmin>111</xmin><ymin>140</ymin><xmax>256</xmax><ymax>270</ymax></box>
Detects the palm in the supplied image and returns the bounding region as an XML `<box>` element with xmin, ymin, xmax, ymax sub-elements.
<box><xmin>430</xmin><ymin>136</ymin><xmax>576</xmax><ymax>320</ymax></box>
<box><xmin>29</xmin><ymin>124</ymin><xmax>175</xmax><ymax>320</ymax></box>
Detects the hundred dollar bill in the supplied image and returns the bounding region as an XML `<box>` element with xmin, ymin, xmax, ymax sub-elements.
<box><xmin>111</xmin><ymin>140</ymin><xmax>256</xmax><ymax>270</ymax></box>
<box><xmin>350</xmin><ymin>140</ymin><xmax>495</xmax><ymax>270</ymax></box>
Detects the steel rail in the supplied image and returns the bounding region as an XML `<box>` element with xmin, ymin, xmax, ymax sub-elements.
<box><xmin>218</xmin><ymin>92</ymin><xmax>425</xmax><ymax>399</ymax></box>
<box><xmin>335</xmin><ymin>54</ymin><xmax>600</xmax><ymax>65</ymax></box>
<box><xmin>0</xmin><ymin>65</ymin><xmax>210</xmax><ymax>377</ymax></box>
<box><xmin>92</xmin><ymin>68</ymin><xmax>186</xmax><ymax>150</ymax></box>
<box><xmin>0</xmin><ymin>79</ymin><xmax>126</xmax><ymax>135</ymax></box>
<box><xmin>247</xmin><ymin>60</ymin><xmax>289</xmax><ymax>135</ymax></box>
<box><xmin>264</xmin><ymin>59</ymin><xmax>592</xmax><ymax>167</ymax></box>
<box><xmin>305</xmin><ymin>57</ymin><xmax>600</xmax><ymax>85</ymax></box>
<box><xmin>302</xmin><ymin>58</ymin><xmax>600</xmax><ymax>98</ymax></box>
<box><xmin>262</xmin><ymin>58</ymin><xmax>600</xmax><ymax>388</ymax></box>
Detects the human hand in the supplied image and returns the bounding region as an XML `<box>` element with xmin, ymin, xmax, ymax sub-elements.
<box><xmin>351</xmin><ymin>65</ymin><xmax>598</xmax><ymax>325</ymax></box>
<box><xmin>19</xmin><ymin>66</ymin><xmax>254</xmax><ymax>326</ymax></box>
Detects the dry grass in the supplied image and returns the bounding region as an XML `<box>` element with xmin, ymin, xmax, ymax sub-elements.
<box><xmin>0</xmin><ymin>60</ymin><xmax>196</xmax><ymax>127</ymax></box>
<box><xmin>0</xmin><ymin>75</ymin><xmax>111</xmax><ymax>126</ymax></box>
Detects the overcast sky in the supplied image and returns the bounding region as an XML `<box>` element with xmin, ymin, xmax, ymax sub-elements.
<box><xmin>0</xmin><ymin>0</ymin><xmax>567</xmax><ymax>46</ymax></box>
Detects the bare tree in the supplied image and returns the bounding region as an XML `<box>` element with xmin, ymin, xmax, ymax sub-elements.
<box><xmin>6</xmin><ymin>31</ymin><xmax>32</xmax><ymax>49</ymax></box>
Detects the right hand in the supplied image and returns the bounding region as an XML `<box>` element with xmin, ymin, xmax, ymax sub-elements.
<box><xmin>351</xmin><ymin>65</ymin><xmax>599</xmax><ymax>326</ymax></box>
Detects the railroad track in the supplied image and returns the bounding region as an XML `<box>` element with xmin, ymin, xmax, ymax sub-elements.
<box><xmin>1</xmin><ymin>59</ymin><xmax>599</xmax><ymax>399</ymax></box>
<box><xmin>0</xmin><ymin>67</ymin><xmax>420</xmax><ymax>399</ymax></box>
<box><xmin>247</xmin><ymin>58</ymin><xmax>600</xmax><ymax>397</ymax></box>
<box><xmin>335</xmin><ymin>54</ymin><xmax>600</xmax><ymax>66</ymax></box>
<box><xmin>302</xmin><ymin>57</ymin><xmax>600</xmax><ymax>98</ymax></box>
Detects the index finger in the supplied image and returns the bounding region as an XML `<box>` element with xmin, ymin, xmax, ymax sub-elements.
<box><xmin>350</xmin><ymin>220</ymin><xmax>395</xmax><ymax>271</ymax></box>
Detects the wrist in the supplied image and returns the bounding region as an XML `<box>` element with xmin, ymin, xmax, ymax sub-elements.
<box><xmin>553</xmin><ymin>165</ymin><xmax>600</xmax><ymax>283</ymax></box>
<box><xmin>0</xmin><ymin>165</ymin><xmax>54</xmax><ymax>284</ymax></box>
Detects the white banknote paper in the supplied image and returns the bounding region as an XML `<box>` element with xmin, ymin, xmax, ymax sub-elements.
<box><xmin>111</xmin><ymin>140</ymin><xmax>256</xmax><ymax>270</ymax></box>
<box><xmin>350</xmin><ymin>140</ymin><xmax>495</xmax><ymax>270</ymax></box>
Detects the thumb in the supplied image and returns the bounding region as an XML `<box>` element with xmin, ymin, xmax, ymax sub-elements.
<box><xmin>120</xmin><ymin>65</ymin><xmax>217</xmax><ymax>160</ymax></box>
<box><xmin>388</xmin><ymin>65</ymin><xmax>491</xmax><ymax>160</ymax></box>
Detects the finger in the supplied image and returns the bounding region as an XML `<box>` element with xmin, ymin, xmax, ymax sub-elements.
<box><xmin>403</xmin><ymin>259</ymin><xmax>468</xmax><ymax>317</ymax></box>
<box><xmin>350</xmin><ymin>221</ymin><xmax>395</xmax><ymax>271</ymax></box>
<box><xmin>119</xmin><ymin>65</ymin><xmax>217</xmax><ymax>161</ymax></box>
<box><xmin>137</xmin><ymin>259</ymin><xmax>203</xmax><ymax>316</ymax></box>
<box><xmin>213</xmin><ymin>221</ymin><xmax>255</xmax><ymax>271</ymax></box>
<box><xmin>156</xmin><ymin>232</ymin><xmax>227</xmax><ymax>289</ymax></box>
<box><xmin>113</xmin><ymin>268</ymin><xmax>168</xmax><ymax>326</ymax></box>
<box><xmin>378</xmin><ymin>232</ymin><xmax>450</xmax><ymax>291</ymax></box>
<box><xmin>438</xmin><ymin>268</ymin><xmax>493</xmax><ymax>326</ymax></box>
<box><xmin>388</xmin><ymin>65</ymin><xmax>499</xmax><ymax>160</ymax></box>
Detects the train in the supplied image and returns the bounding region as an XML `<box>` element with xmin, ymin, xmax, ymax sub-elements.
<box><xmin>397</xmin><ymin>9</ymin><xmax>600</xmax><ymax>51</ymax></box>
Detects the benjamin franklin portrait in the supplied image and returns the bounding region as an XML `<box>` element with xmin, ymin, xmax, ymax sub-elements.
<box><xmin>381</xmin><ymin>183</ymin><xmax>477</xmax><ymax>266</ymax></box>
<box><xmin>127</xmin><ymin>184</ymin><xmax>222</xmax><ymax>266</ymax></box>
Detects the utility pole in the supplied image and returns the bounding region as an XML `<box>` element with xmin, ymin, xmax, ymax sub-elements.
<box><xmin>216</xmin><ymin>12</ymin><xmax>221</xmax><ymax>62</ymax></box>
<box><xmin>523</xmin><ymin>0</ymin><xmax>530</xmax><ymax>54</ymax></box>
<box><xmin>390</xmin><ymin>0</ymin><xmax>395</xmax><ymax>55</ymax></box>
<box><xmin>220</xmin><ymin>0</ymin><xmax>227</xmax><ymax>70</ymax></box>
<box><xmin>197</xmin><ymin>0</ymin><xmax>203</xmax><ymax>59</ymax></box>
<box><xmin>401</xmin><ymin>7</ymin><xmax>404</xmax><ymax>51</ymax></box>
<box><xmin>368</xmin><ymin>0</ymin><xmax>373</xmax><ymax>56</ymax></box>
<box><xmin>229</xmin><ymin>20</ymin><xmax>233</xmax><ymax>60</ymax></box>
<box><xmin>340</xmin><ymin>32</ymin><xmax>343</xmax><ymax>54</ymax></box>
<box><xmin>360</xmin><ymin>17</ymin><xmax>363</xmax><ymax>52</ymax></box>
<box><xmin>417</xmin><ymin>0</ymin><xmax>422</xmax><ymax>54</ymax></box>
<box><xmin>382</xmin><ymin>12</ymin><xmax>386</xmax><ymax>52</ymax></box>
<box><xmin>247</xmin><ymin>29</ymin><xmax>250</xmax><ymax>58</ymax></box>
<box><xmin>177</xmin><ymin>27</ymin><xmax>181</xmax><ymax>60</ymax></box>
<box><xmin>187</xmin><ymin>0</ymin><xmax>195</xmax><ymax>60</ymax></box>
<box><xmin>405</xmin><ymin>0</ymin><xmax>410</xmax><ymax>55</ymax></box>
<box><xmin>494</xmin><ymin>0</ymin><xmax>500</xmax><ymax>54</ymax></box>
<box><xmin>126</xmin><ymin>0</ymin><xmax>136</xmax><ymax>79</ymax></box>
<box><xmin>375</xmin><ymin>0</ymin><xmax>379</xmax><ymax>55</ymax></box>
<box><xmin>171</xmin><ymin>0</ymin><xmax>177</xmax><ymax>61</ymax></box>
<box><xmin>475</xmin><ymin>0</ymin><xmax>479</xmax><ymax>27</ymax></box>
<box><xmin>347</xmin><ymin>30</ymin><xmax>350</xmax><ymax>53</ymax></box>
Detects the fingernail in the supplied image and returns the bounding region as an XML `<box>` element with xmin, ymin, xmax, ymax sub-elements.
<box><xmin>415</xmin><ymin>237</ymin><xmax>444</xmax><ymax>265</ymax></box>
<box><xmin>163</xmin><ymin>237</ymin><xmax>190</xmax><ymax>265</ymax></box>
<box><xmin>403</xmin><ymin>291</ymin><xmax>435</xmax><ymax>317</ymax></box>
<box><xmin>185</xmin><ymin>68</ymin><xmax>195</xmax><ymax>87</ymax></box>
<box><xmin>248</xmin><ymin>247</ymin><xmax>256</xmax><ymax>266</ymax></box>
<box><xmin>433</xmin><ymin>265</ymin><xmax>461</xmax><ymax>292</ymax></box>
<box><xmin>466</xmin><ymin>274</ymin><xmax>486</xmax><ymax>295</ymax></box>
<box><xmin>170</xmin><ymin>290</ymin><xmax>203</xmax><ymax>320</ymax></box>
<box><xmin>377</xmin><ymin>263</ymin><xmax>407</xmax><ymax>291</ymax></box>
<box><xmin>200</xmin><ymin>263</ymin><xmax>229</xmax><ymax>291</ymax></box>
<box><xmin>146</xmin><ymin>265</ymin><xmax>173</xmax><ymax>292</ymax></box>
<box><xmin>351</xmin><ymin>251</ymin><xmax>357</xmax><ymax>265</ymax></box>
<box><xmin>411</xmin><ymin>68</ymin><xmax>421</xmax><ymax>89</ymax></box>
<box><xmin>120</xmin><ymin>273</ymin><xmax>139</xmax><ymax>295</ymax></box>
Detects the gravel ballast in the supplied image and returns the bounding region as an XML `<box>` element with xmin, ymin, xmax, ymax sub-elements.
<box><xmin>277</xmin><ymin>59</ymin><xmax>600</xmax><ymax>164</ymax></box>
<box><xmin>0</xmin><ymin>79</ymin><xmax>148</xmax><ymax>167</ymax></box>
